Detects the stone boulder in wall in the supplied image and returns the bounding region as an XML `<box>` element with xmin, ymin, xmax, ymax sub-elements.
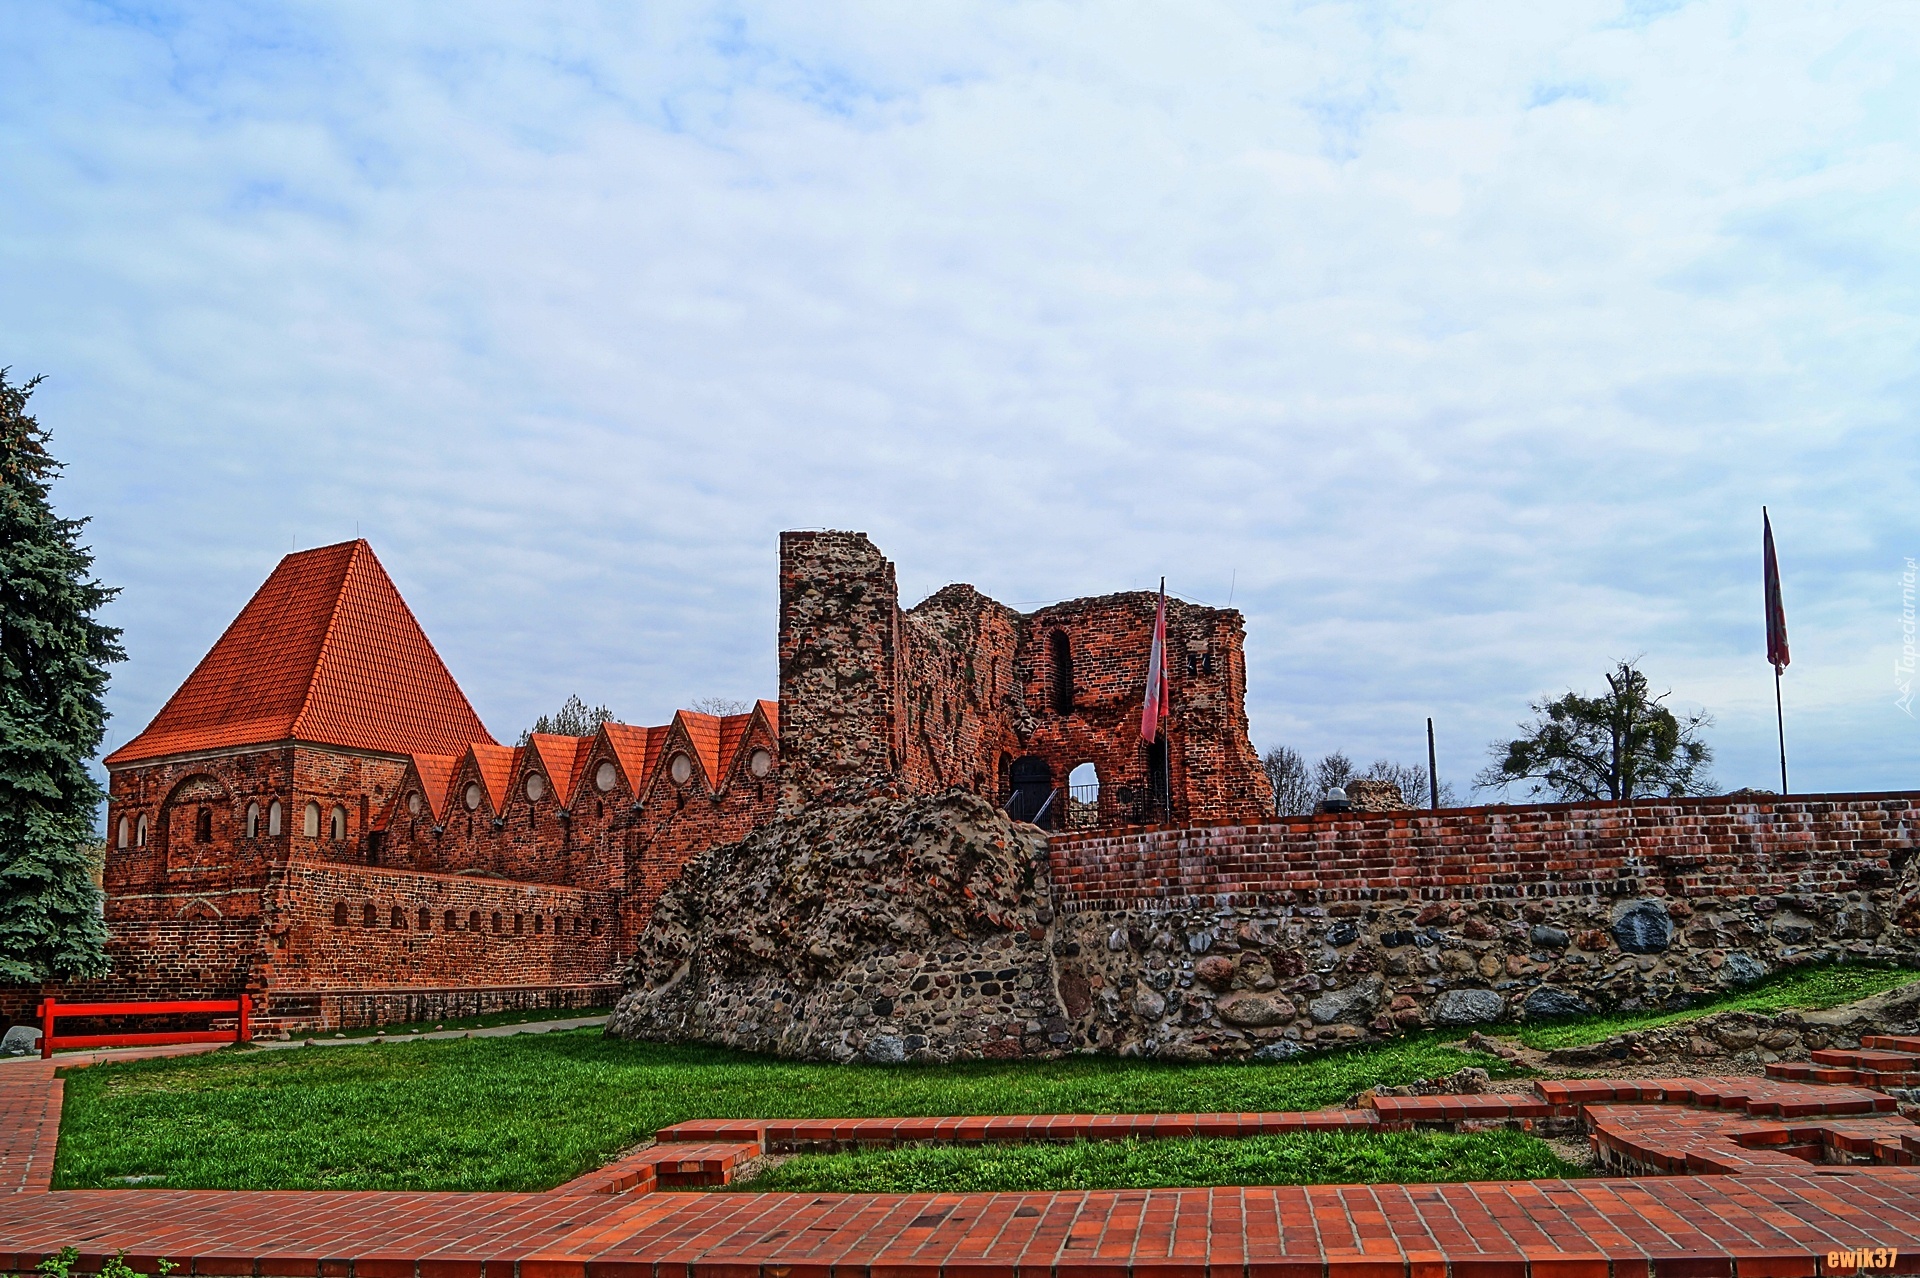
<box><xmin>1611</xmin><ymin>899</ymin><xmax>1673</xmax><ymax>954</ymax></box>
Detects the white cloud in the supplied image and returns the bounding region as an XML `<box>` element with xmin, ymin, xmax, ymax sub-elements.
<box><xmin>3</xmin><ymin>0</ymin><xmax>1916</xmax><ymax>795</ymax></box>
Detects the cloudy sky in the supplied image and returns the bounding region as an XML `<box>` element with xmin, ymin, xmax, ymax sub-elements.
<box><xmin>5</xmin><ymin>1</ymin><xmax>1916</xmax><ymax>797</ymax></box>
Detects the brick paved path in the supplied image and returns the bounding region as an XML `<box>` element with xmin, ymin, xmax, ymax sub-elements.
<box><xmin>7</xmin><ymin>1044</ymin><xmax>1920</xmax><ymax>1273</ymax></box>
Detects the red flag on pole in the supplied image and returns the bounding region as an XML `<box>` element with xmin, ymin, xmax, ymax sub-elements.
<box><xmin>1142</xmin><ymin>579</ymin><xmax>1168</xmax><ymax>742</ymax></box>
<box><xmin>1764</xmin><ymin>508</ymin><xmax>1790</xmax><ymax>672</ymax></box>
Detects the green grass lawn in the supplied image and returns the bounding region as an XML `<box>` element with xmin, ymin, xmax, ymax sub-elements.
<box><xmin>740</xmin><ymin>1129</ymin><xmax>1585</xmax><ymax>1193</ymax></box>
<box><xmin>53</xmin><ymin>1031</ymin><xmax>1517</xmax><ymax>1192</ymax></box>
<box><xmin>1512</xmin><ymin>963</ymin><xmax>1920</xmax><ymax>1050</ymax></box>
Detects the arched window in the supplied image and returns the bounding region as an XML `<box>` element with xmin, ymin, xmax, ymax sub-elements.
<box><xmin>136</xmin><ymin>813</ymin><xmax>148</xmax><ymax>847</ymax></box>
<box><xmin>444</xmin><ymin>910</ymin><xmax>457</xmax><ymax>931</ymax></box>
<box><xmin>194</xmin><ymin>807</ymin><xmax>213</xmax><ymax>844</ymax></box>
<box><xmin>303</xmin><ymin>802</ymin><xmax>321</xmax><ymax>838</ymax></box>
<box><xmin>117</xmin><ymin>815</ymin><xmax>129</xmax><ymax>849</ymax></box>
<box><xmin>534</xmin><ymin>914</ymin><xmax>544</xmax><ymax>934</ymax></box>
<box><xmin>333</xmin><ymin>901</ymin><xmax>349</xmax><ymax>927</ymax></box>
<box><xmin>468</xmin><ymin>910</ymin><xmax>481</xmax><ymax>931</ymax></box>
<box><xmin>245</xmin><ymin>803</ymin><xmax>260</xmax><ymax>838</ymax></box>
<box><xmin>590</xmin><ymin>918</ymin><xmax>603</xmax><ymax>936</ymax></box>
<box><xmin>491</xmin><ymin>912</ymin><xmax>503</xmax><ymax>933</ymax></box>
<box><xmin>268</xmin><ymin>800</ymin><xmax>282</xmax><ymax>836</ymax></box>
<box><xmin>391</xmin><ymin>906</ymin><xmax>406</xmax><ymax>929</ymax></box>
<box><xmin>330</xmin><ymin>805</ymin><xmax>347</xmax><ymax>841</ymax></box>
<box><xmin>362</xmin><ymin>902</ymin><xmax>377</xmax><ymax>927</ymax></box>
<box><xmin>1050</xmin><ymin>630</ymin><xmax>1074</xmax><ymax>714</ymax></box>
<box><xmin>419</xmin><ymin>908</ymin><xmax>432</xmax><ymax>930</ymax></box>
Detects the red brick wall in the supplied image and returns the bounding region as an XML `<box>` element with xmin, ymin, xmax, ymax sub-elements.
<box><xmin>261</xmin><ymin>861</ymin><xmax>619</xmax><ymax>989</ymax></box>
<box><xmin>1048</xmin><ymin>792</ymin><xmax>1918</xmax><ymax>909</ymax></box>
<box><xmin>775</xmin><ymin>531</ymin><xmax>1272</xmax><ymax>824</ymax></box>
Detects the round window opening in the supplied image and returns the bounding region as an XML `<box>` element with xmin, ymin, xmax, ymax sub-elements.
<box><xmin>749</xmin><ymin>748</ymin><xmax>772</xmax><ymax>778</ymax></box>
<box><xmin>463</xmin><ymin>782</ymin><xmax>482</xmax><ymax>811</ymax></box>
<box><xmin>407</xmin><ymin>791</ymin><xmax>421</xmax><ymax>816</ymax></box>
<box><xmin>669</xmin><ymin>753</ymin><xmax>693</xmax><ymax>786</ymax></box>
<box><xmin>525</xmin><ymin>773</ymin><xmax>546</xmax><ymax>802</ymax></box>
<box><xmin>594</xmin><ymin>761</ymin><xmax>618</xmax><ymax>793</ymax></box>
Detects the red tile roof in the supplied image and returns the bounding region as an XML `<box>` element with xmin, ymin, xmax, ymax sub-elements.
<box><xmin>407</xmin><ymin>754</ymin><xmax>458</xmax><ymax>822</ymax></box>
<box><xmin>468</xmin><ymin>743</ymin><xmax>519</xmax><ymax>813</ymax></box>
<box><xmin>107</xmin><ymin>541</ymin><xmax>495</xmax><ymax>766</ymax></box>
<box><xmin>599</xmin><ymin>723</ymin><xmax>662</xmax><ymax>798</ymax></box>
<box><xmin>525</xmin><ymin>734</ymin><xmax>592</xmax><ymax>799</ymax></box>
<box><xmin>676</xmin><ymin>712</ymin><xmax>723</xmax><ymax>787</ymax></box>
<box><xmin>717</xmin><ymin>713</ymin><xmax>753</xmax><ymax>779</ymax></box>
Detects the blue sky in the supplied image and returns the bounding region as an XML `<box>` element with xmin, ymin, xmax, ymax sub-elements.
<box><xmin>4</xmin><ymin>1</ymin><xmax>1916</xmax><ymax>796</ymax></box>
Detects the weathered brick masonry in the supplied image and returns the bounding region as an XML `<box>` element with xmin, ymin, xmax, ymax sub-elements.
<box><xmin>32</xmin><ymin>530</ymin><xmax>1266</xmax><ymax>1032</ymax></box>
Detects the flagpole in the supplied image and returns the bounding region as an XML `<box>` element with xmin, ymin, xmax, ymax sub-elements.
<box><xmin>1774</xmin><ymin>664</ymin><xmax>1788</xmax><ymax>795</ymax></box>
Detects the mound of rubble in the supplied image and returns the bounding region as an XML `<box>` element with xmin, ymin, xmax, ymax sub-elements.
<box><xmin>605</xmin><ymin>790</ymin><xmax>1072</xmax><ymax>1063</ymax></box>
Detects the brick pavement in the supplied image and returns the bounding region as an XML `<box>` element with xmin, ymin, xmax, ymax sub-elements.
<box><xmin>8</xmin><ymin>1047</ymin><xmax>1920</xmax><ymax>1273</ymax></box>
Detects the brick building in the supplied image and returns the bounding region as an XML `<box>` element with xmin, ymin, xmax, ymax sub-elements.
<box><xmin>60</xmin><ymin>531</ymin><xmax>1266</xmax><ymax>1029</ymax></box>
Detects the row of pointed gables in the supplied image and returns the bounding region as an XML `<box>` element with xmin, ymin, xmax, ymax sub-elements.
<box><xmin>393</xmin><ymin>700</ymin><xmax>778</xmax><ymax>824</ymax></box>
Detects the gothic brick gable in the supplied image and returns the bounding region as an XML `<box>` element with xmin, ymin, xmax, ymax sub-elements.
<box><xmin>106</xmin><ymin>540</ymin><xmax>494</xmax><ymax>766</ymax></box>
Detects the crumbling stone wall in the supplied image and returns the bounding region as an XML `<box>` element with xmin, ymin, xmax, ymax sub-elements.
<box><xmin>607</xmin><ymin>792</ymin><xmax>1070</xmax><ymax>1062</ymax></box>
<box><xmin>611</xmin><ymin>789</ymin><xmax>1920</xmax><ymax>1063</ymax></box>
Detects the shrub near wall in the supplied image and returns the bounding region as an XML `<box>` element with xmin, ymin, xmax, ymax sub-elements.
<box><xmin>1047</xmin><ymin>793</ymin><xmax>1920</xmax><ymax>1059</ymax></box>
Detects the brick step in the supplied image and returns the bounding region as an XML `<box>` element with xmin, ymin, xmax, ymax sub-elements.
<box><xmin>552</xmin><ymin>1141</ymin><xmax>761</xmax><ymax>1194</ymax></box>
<box><xmin>1766</xmin><ymin>1061</ymin><xmax>1920</xmax><ymax>1089</ymax></box>
<box><xmin>1367</xmin><ymin>1095</ymin><xmax>1555</xmax><ymax>1128</ymax></box>
<box><xmin>1538</xmin><ymin>1076</ymin><xmax>1896</xmax><ymax>1117</ymax></box>
<box><xmin>1811</xmin><ymin>1048</ymin><xmax>1920</xmax><ymax>1070</ymax></box>
<box><xmin>655</xmin><ymin>1110</ymin><xmax>1378</xmax><ymax>1152</ymax></box>
<box><xmin>1864</xmin><ymin>1035</ymin><xmax>1920</xmax><ymax>1053</ymax></box>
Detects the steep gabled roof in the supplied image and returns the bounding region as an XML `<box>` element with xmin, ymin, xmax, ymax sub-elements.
<box><xmin>717</xmin><ymin>712</ymin><xmax>754</xmax><ymax>778</ymax></box>
<box><xmin>407</xmin><ymin>753</ymin><xmax>458</xmax><ymax>822</ymax></box>
<box><xmin>756</xmin><ymin>699</ymin><xmax>779</xmax><ymax>734</ymax></box>
<box><xmin>468</xmin><ymin>743</ymin><xmax>519</xmax><ymax>813</ymax></box>
<box><xmin>598</xmin><ymin>723</ymin><xmax>663</xmax><ymax>799</ymax></box>
<box><xmin>525</xmin><ymin>733</ymin><xmax>592</xmax><ymax>799</ymax></box>
<box><xmin>106</xmin><ymin>541</ymin><xmax>495</xmax><ymax>766</ymax></box>
<box><xmin>676</xmin><ymin>711</ymin><xmax>723</xmax><ymax>787</ymax></box>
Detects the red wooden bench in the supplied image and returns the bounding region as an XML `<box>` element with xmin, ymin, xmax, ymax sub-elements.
<box><xmin>36</xmin><ymin>995</ymin><xmax>251</xmax><ymax>1058</ymax></box>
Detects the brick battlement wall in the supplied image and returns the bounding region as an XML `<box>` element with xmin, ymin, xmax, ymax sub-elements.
<box><xmin>1048</xmin><ymin>793</ymin><xmax>1917</xmax><ymax>911</ymax></box>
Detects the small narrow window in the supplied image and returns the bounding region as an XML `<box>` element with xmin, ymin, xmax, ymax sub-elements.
<box><xmin>117</xmin><ymin>816</ymin><xmax>129</xmax><ymax>849</ymax></box>
<box><xmin>362</xmin><ymin>902</ymin><xmax>377</xmax><ymax>927</ymax></box>
<box><xmin>491</xmin><ymin>912</ymin><xmax>503</xmax><ymax>933</ymax></box>
<box><xmin>419</xmin><ymin>908</ymin><xmax>432</xmax><ymax>931</ymax></box>
<box><xmin>194</xmin><ymin>807</ymin><xmax>213</xmax><ymax>844</ymax></box>
<box><xmin>1050</xmin><ymin>630</ymin><xmax>1074</xmax><ymax>714</ymax></box>
<box><xmin>445</xmin><ymin>910</ymin><xmax>457</xmax><ymax>931</ymax></box>
<box><xmin>330</xmin><ymin>805</ymin><xmax>348</xmax><ymax>841</ymax></box>
<box><xmin>304</xmin><ymin>802</ymin><xmax>321</xmax><ymax>838</ymax></box>
<box><xmin>590</xmin><ymin>918</ymin><xmax>603</xmax><ymax>936</ymax></box>
<box><xmin>390</xmin><ymin>906</ymin><xmax>405</xmax><ymax>929</ymax></box>
<box><xmin>333</xmin><ymin>901</ymin><xmax>349</xmax><ymax>927</ymax></box>
<box><xmin>136</xmin><ymin>813</ymin><xmax>148</xmax><ymax>847</ymax></box>
<box><xmin>246</xmin><ymin>802</ymin><xmax>260</xmax><ymax>838</ymax></box>
<box><xmin>514</xmin><ymin>913</ymin><xmax>524</xmax><ymax>934</ymax></box>
<box><xmin>469</xmin><ymin>910</ymin><xmax>481</xmax><ymax>931</ymax></box>
<box><xmin>268</xmin><ymin>800</ymin><xmax>282</xmax><ymax>835</ymax></box>
<box><xmin>534</xmin><ymin>914</ymin><xmax>544</xmax><ymax>934</ymax></box>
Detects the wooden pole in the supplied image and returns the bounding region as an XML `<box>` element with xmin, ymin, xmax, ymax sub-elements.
<box><xmin>39</xmin><ymin>996</ymin><xmax>54</xmax><ymax>1060</ymax></box>
<box><xmin>1426</xmin><ymin>718</ymin><xmax>1439</xmax><ymax>810</ymax></box>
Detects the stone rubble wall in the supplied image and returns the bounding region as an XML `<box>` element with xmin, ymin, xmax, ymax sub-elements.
<box><xmin>607</xmin><ymin>791</ymin><xmax>1071</xmax><ymax>1063</ymax></box>
<box><xmin>611</xmin><ymin>790</ymin><xmax>1920</xmax><ymax>1063</ymax></box>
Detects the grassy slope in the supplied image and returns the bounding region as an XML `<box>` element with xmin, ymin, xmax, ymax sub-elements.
<box><xmin>743</xmin><ymin>1129</ymin><xmax>1584</xmax><ymax>1193</ymax></box>
<box><xmin>54</xmin><ymin>1033</ymin><xmax>1517</xmax><ymax>1192</ymax></box>
<box><xmin>1513</xmin><ymin>964</ymin><xmax>1920</xmax><ymax>1050</ymax></box>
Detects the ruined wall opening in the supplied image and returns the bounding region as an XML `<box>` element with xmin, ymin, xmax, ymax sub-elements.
<box><xmin>1050</xmin><ymin>630</ymin><xmax>1075</xmax><ymax>714</ymax></box>
<box><xmin>1007</xmin><ymin>755</ymin><xmax>1056</xmax><ymax>829</ymax></box>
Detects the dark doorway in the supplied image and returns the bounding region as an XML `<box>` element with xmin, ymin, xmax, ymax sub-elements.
<box><xmin>1145</xmin><ymin>738</ymin><xmax>1170</xmax><ymax>822</ymax></box>
<box><xmin>1006</xmin><ymin>755</ymin><xmax>1056</xmax><ymax>829</ymax></box>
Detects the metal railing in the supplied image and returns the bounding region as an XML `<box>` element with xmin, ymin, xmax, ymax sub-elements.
<box><xmin>1006</xmin><ymin>784</ymin><xmax>1169</xmax><ymax>832</ymax></box>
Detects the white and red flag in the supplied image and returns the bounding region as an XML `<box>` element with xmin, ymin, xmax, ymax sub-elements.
<box><xmin>1141</xmin><ymin>578</ymin><xmax>1169</xmax><ymax>742</ymax></box>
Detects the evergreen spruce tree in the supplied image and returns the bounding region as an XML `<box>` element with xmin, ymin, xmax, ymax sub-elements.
<box><xmin>0</xmin><ymin>370</ymin><xmax>122</xmax><ymax>983</ymax></box>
